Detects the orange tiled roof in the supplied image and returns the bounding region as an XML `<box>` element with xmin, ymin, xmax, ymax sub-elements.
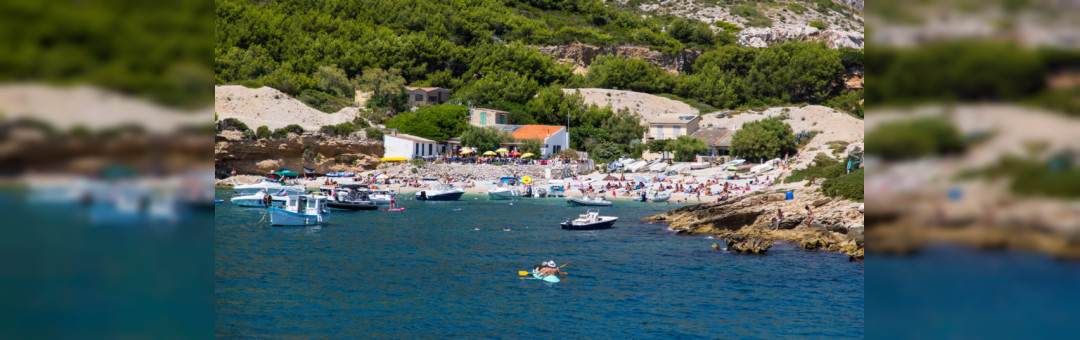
<box><xmin>511</xmin><ymin>125</ymin><xmax>564</xmax><ymax>140</ymax></box>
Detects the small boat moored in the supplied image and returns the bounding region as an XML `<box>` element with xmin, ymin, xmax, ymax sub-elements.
<box><xmin>565</xmin><ymin>195</ymin><xmax>612</xmax><ymax>206</ymax></box>
<box><xmin>416</xmin><ymin>183</ymin><xmax>465</xmax><ymax>201</ymax></box>
<box><xmin>269</xmin><ymin>194</ymin><xmax>330</xmax><ymax>226</ymax></box>
<box><xmin>487</xmin><ymin>186</ymin><xmax>521</xmax><ymax>200</ymax></box>
<box><xmin>560</xmin><ymin>209</ymin><xmax>618</xmax><ymax>230</ymax></box>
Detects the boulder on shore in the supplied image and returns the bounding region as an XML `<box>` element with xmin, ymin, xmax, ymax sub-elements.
<box><xmin>722</xmin><ymin>232</ymin><xmax>774</xmax><ymax>254</ymax></box>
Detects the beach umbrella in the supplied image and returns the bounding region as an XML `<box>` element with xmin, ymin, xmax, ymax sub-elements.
<box><xmin>374</xmin><ymin>174</ymin><xmax>388</xmax><ymax>180</ymax></box>
<box><xmin>483</xmin><ymin>151</ymin><xmax>497</xmax><ymax>156</ymax></box>
<box><xmin>495</xmin><ymin>148</ymin><xmax>509</xmax><ymax>153</ymax></box>
<box><xmin>459</xmin><ymin>148</ymin><xmax>474</xmax><ymax>154</ymax></box>
<box><xmin>509</xmin><ymin>150</ymin><xmax>520</xmax><ymax>156</ymax></box>
<box><xmin>521</xmin><ymin>153</ymin><xmax>534</xmax><ymax>158</ymax></box>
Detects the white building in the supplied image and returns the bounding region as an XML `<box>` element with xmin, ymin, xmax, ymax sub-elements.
<box><xmin>383</xmin><ymin>132</ymin><xmax>439</xmax><ymax>160</ymax></box>
<box><xmin>509</xmin><ymin>125</ymin><xmax>568</xmax><ymax>158</ymax></box>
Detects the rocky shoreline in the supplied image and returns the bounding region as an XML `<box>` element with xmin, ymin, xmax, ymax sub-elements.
<box><xmin>643</xmin><ymin>189</ymin><xmax>864</xmax><ymax>260</ymax></box>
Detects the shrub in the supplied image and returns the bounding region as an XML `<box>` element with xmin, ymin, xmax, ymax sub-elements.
<box><xmin>299</xmin><ymin>89</ymin><xmax>351</xmax><ymax>113</ymax></box>
<box><xmin>319</xmin><ymin>122</ymin><xmax>364</xmax><ymax>137</ymax></box>
<box><xmin>732</xmin><ymin>6</ymin><xmax>772</xmax><ymax>28</ymax></box>
<box><xmin>670</xmin><ymin>135</ymin><xmax>708</xmax><ymax>162</ymax></box>
<box><xmin>256</xmin><ymin>126</ymin><xmax>271</xmax><ymax>139</ymax></box>
<box><xmin>730</xmin><ymin>118</ymin><xmax>797</xmax><ymax>162</ymax></box>
<box><xmin>410</xmin><ymin>158</ymin><xmax>426</xmax><ymax>168</ymax></box>
<box><xmin>785</xmin><ymin>154</ymin><xmax>846</xmax><ymax>184</ymax></box>
<box><xmin>588</xmin><ymin>142</ymin><xmax>623</xmax><ymax>163</ymax></box>
<box><xmin>808</xmin><ymin>21</ymin><xmax>827</xmax><ymax>30</ymax></box>
<box><xmin>365</xmin><ymin>127</ymin><xmax>384</xmax><ymax>140</ymax></box>
<box><xmin>555</xmin><ymin>148</ymin><xmax>581</xmax><ymax>160</ymax></box>
<box><xmin>216</xmin><ymin>118</ymin><xmax>250</xmax><ymax>133</ymax></box>
<box><xmin>865</xmin><ymin>118</ymin><xmax>966</xmax><ymax>160</ymax></box>
<box><xmin>795</xmin><ymin>130</ymin><xmax>820</xmax><ymax>147</ymax></box>
<box><xmin>821</xmin><ymin>168</ymin><xmax>863</xmax><ymax>201</ymax></box>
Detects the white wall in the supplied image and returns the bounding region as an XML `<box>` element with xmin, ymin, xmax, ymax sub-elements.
<box><xmin>383</xmin><ymin>135</ymin><xmax>415</xmax><ymax>159</ymax></box>
<box><xmin>542</xmin><ymin>129</ymin><xmax>569</xmax><ymax>158</ymax></box>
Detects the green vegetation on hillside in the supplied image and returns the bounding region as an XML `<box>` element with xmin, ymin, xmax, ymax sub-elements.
<box><xmin>865</xmin><ymin>117</ymin><xmax>966</xmax><ymax>160</ymax></box>
<box><xmin>2</xmin><ymin>0</ymin><xmax>213</xmax><ymax>108</ymax></box>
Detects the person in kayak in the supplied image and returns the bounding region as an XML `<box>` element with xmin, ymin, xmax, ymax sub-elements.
<box><xmin>535</xmin><ymin>260</ymin><xmax>560</xmax><ymax>277</ymax></box>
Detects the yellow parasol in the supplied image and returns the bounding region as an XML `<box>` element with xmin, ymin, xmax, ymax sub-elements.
<box><xmin>495</xmin><ymin>148</ymin><xmax>509</xmax><ymax>153</ymax></box>
<box><xmin>521</xmin><ymin>153</ymin><xmax>534</xmax><ymax>158</ymax></box>
<box><xmin>483</xmin><ymin>151</ymin><xmax>497</xmax><ymax>156</ymax></box>
<box><xmin>459</xmin><ymin>149</ymin><xmax>473</xmax><ymax>154</ymax></box>
<box><xmin>521</xmin><ymin>176</ymin><xmax>532</xmax><ymax>184</ymax></box>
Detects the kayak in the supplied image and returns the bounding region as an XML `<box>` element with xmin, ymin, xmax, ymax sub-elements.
<box><xmin>531</xmin><ymin>269</ymin><xmax>560</xmax><ymax>283</ymax></box>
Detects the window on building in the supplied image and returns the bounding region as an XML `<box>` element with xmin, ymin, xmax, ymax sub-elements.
<box><xmin>429</xmin><ymin>95</ymin><xmax>437</xmax><ymax>103</ymax></box>
<box><xmin>673</xmin><ymin>126</ymin><xmax>681</xmax><ymax>137</ymax></box>
<box><xmin>428</xmin><ymin>144</ymin><xmax>433</xmax><ymax>155</ymax></box>
<box><xmin>414</xmin><ymin>143</ymin><xmax>419</xmax><ymax>156</ymax></box>
<box><xmin>414</xmin><ymin>94</ymin><xmax>423</xmax><ymax>102</ymax></box>
<box><xmin>498</xmin><ymin>114</ymin><xmax>505</xmax><ymax>124</ymax></box>
<box><xmin>657</xmin><ymin>126</ymin><xmax>664</xmax><ymax>139</ymax></box>
<box><xmin>480</xmin><ymin>113</ymin><xmax>486</xmax><ymax>125</ymax></box>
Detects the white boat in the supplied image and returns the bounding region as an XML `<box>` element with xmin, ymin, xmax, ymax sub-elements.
<box><xmin>230</xmin><ymin>186</ymin><xmax>303</xmax><ymax>207</ymax></box>
<box><xmin>269</xmin><ymin>194</ymin><xmax>330</xmax><ymax>226</ymax></box>
<box><xmin>524</xmin><ymin>186</ymin><xmax>548</xmax><ymax>198</ymax></box>
<box><xmin>232</xmin><ymin>177</ymin><xmax>284</xmax><ymax>195</ymax></box>
<box><xmin>719</xmin><ymin>159</ymin><xmax>746</xmax><ymax>168</ymax></box>
<box><xmin>416</xmin><ymin>183</ymin><xmax>465</xmax><ymax>201</ymax></box>
<box><xmin>751</xmin><ymin>158</ymin><xmax>782</xmax><ymax>173</ymax></box>
<box><xmin>368</xmin><ymin>189</ymin><xmax>397</xmax><ymax>204</ymax></box>
<box><xmin>548</xmin><ymin>185</ymin><xmax>565</xmax><ymax>197</ymax></box>
<box><xmin>565</xmin><ymin>195</ymin><xmax>613</xmax><ymax>206</ymax></box>
<box><xmin>648</xmin><ymin>162</ymin><xmax>669</xmax><ymax>172</ymax></box>
<box><xmin>560</xmin><ymin>209</ymin><xmax>618</xmax><ymax>230</ymax></box>
<box><xmin>689</xmin><ymin>162</ymin><xmax>710</xmax><ymax>170</ymax></box>
<box><xmin>488</xmin><ymin>186</ymin><xmax>522</xmax><ymax>199</ymax></box>
<box><xmin>626</xmin><ymin>160</ymin><xmax>649</xmax><ymax>172</ymax></box>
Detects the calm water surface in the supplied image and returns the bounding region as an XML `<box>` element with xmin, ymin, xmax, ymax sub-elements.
<box><xmin>216</xmin><ymin>190</ymin><xmax>863</xmax><ymax>338</ymax></box>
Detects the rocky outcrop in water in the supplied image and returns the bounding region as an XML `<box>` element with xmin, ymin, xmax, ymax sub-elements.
<box><xmin>720</xmin><ymin>232</ymin><xmax>774</xmax><ymax>254</ymax></box>
<box><xmin>536</xmin><ymin>43</ymin><xmax>701</xmax><ymax>74</ymax></box>
<box><xmin>214</xmin><ymin>131</ymin><xmax>382</xmax><ymax>177</ymax></box>
<box><xmin>645</xmin><ymin>190</ymin><xmax>864</xmax><ymax>259</ymax></box>
<box><xmin>737</xmin><ymin>26</ymin><xmax>864</xmax><ymax>50</ymax></box>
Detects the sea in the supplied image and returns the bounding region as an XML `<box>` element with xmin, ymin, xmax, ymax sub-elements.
<box><xmin>215</xmin><ymin>190</ymin><xmax>864</xmax><ymax>338</ymax></box>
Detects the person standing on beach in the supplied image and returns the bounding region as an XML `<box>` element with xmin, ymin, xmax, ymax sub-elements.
<box><xmin>774</xmin><ymin>208</ymin><xmax>784</xmax><ymax>230</ymax></box>
<box><xmin>804</xmin><ymin>205</ymin><xmax>814</xmax><ymax>227</ymax></box>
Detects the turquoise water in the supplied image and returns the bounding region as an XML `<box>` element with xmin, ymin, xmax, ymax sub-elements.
<box><xmin>216</xmin><ymin>190</ymin><xmax>864</xmax><ymax>338</ymax></box>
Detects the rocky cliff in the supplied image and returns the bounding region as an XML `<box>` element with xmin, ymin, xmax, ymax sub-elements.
<box><xmin>737</xmin><ymin>25</ymin><xmax>864</xmax><ymax>50</ymax></box>
<box><xmin>536</xmin><ymin>43</ymin><xmax>701</xmax><ymax>74</ymax></box>
<box><xmin>214</xmin><ymin>131</ymin><xmax>383</xmax><ymax>177</ymax></box>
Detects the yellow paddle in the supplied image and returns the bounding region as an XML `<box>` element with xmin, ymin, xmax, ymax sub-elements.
<box><xmin>518</xmin><ymin>261</ymin><xmax>572</xmax><ymax>276</ymax></box>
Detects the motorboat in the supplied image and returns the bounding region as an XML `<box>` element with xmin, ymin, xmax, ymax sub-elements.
<box><xmin>566</xmin><ymin>195</ymin><xmax>612</xmax><ymax>206</ymax></box>
<box><xmin>648</xmin><ymin>162</ymin><xmax>669</xmax><ymax>173</ymax></box>
<box><xmin>560</xmin><ymin>209</ymin><xmax>618</xmax><ymax>230</ymax></box>
<box><xmin>232</xmin><ymin>177</ymin><xmax>284</xmax><ymax>195</ymax></box>
<box><xmin>524</xmin><ymin>186</ymin><xmax>547</xmax><ymax>198</ymax></box>
<box><xmin>319</xmin><ymin>187</ymin><xmax>378</xmax><ymax>210</ymax></box>
<box><xmin>269</xmin><ymin>194</ymin><xmax>330</xmax><ymax>226</ymax></box>
<box><xmin>751</xmin><ymin>158</ymin><xmax>783</xmax><ymax>174</ymax></box>
<box><xmin>488</xmin><ymin>186</ymin><xmax>522</xmax><ymax>200</ymax></box>
<box><xmin>548</xmin><ymin>185</ymin><xmax>565</xmax><ymax>197</ymax></box>
<box><xmin>230</xmin><ymin>186</ymin><xmax>303</xmax><ymax>207</ymax></box>
<box><xmin>416</xmin><ymin>183</ymin><xmax>465</xmax><ymax>201</ymax></box>
<box><xmin>632</xmin><ymin>191</ymin><xmax>672</xmax><ymax>202</ymax></box>
<box><xmin>368</xmin><ymin>189</ymin><xmax>397</xmax><ymax>204</ymax></box>
<box><xmin>689</xmin><ymin>162</ymin><xmax>710</xmax><ymax>170</ymax></box>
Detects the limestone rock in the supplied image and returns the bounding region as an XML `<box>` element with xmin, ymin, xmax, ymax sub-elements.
<box><xmin>737</xmin><ymin>25</ymin><xmax>864</xmax><ymax>50</ymax></box>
